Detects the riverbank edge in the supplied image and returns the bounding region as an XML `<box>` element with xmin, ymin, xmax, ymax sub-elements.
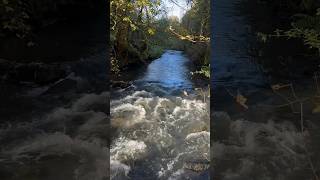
<box><xmin>110</xmin><ymin>49</ymin><xmax>209</xmax><ymax>90</ymax></box>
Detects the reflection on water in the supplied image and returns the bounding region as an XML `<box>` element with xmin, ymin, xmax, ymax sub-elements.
<box><xmin>211</xmin><ymin>0</ymin><xmax>267</xmax><ymax>92</ymax></box>
<box><xmin>140</xmin><ymin>50</ymin><xmax>193</xmax><ymax>89</ymax></box>
<box><xmin>110</xmin><ymin>50</ymin><xmax>210</xmax><ymax>180</ymax></box>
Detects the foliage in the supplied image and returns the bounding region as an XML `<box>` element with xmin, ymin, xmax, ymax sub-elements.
<box><xmin>0</xmin><ymin>0</ymin><xmax>101</xmax><ymax>39</ymax></box>
<box><xmin>0</xmin><ymin>0</ymin><xmax>31</xmax><ymax>38</ymax></box>
<box><xmin>257</xmin><ymin>1</ymin><xmax>320</xmax><ymax>53</ymax></box>
<box><xmin>110</xmin><ymin>0</ymin><xmax>210</xmax><ymax>77</ymax></box>
<box><xmin>192</xmin><ymin>65</ymin><xmax>210</xmax><ymax>78</ymax></box>
<box><xmin>181</xmin><ymin>0</ymin><xmax>210</xmax><ymax>37</ymax></box>
<box><xmin>110</xmin><ymin>0</ymin><xmax>162</xmax><ymax>69</ymax></box>
<box><xmin>180</xmin><ymin>0</ymin><xmax>210</xmax><ymax>79</ymax></box>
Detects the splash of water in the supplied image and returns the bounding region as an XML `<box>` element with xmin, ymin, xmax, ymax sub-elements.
<box><xmin>110</xmin><ymin>89</ymin><xmax>210</xmax><ymax>179</ymax></box>
<box><xmin>212</xmin><ymin>112</ymin><xmax>312</xmax><ymax>180</ymax></box>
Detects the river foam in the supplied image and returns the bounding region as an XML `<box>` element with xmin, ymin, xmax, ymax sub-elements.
<box><xmin>0</xmin><ymin>92</ymin><xmax>110</xmax><ymax>180</ymax></box>
<box><xmin>110</xmin><ymin>89</ymin><xmax>210</xmax><ymax>179</ymax></box>
<box><xmin>212</xmin><ymin>112</ymin><xmax>313</xmax><ymax>180</ymax></box>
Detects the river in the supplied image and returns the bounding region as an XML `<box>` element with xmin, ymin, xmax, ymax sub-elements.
<box><xmin>0</xmin><ymin>50</ymin><xmax>110</xmax><ymax>180</ymax></box>
<box><xmin>212</xmin><ymin>0</ymin><xmax>320</xmax><ymax>179</ymax></box>
<box><xmin>0</xmin><ymin>50</ymin><xmax>209</xmax><ymax>180</ymax></box>
<box><xmin>110</xmin><ymin>50</ymin><xmax>210</xmax><ymax>180</ymax></box>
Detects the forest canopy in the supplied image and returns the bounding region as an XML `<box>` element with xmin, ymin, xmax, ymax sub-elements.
<box><xmin>0</xmin><ymin>0</ymin><xmax>104</xmax><ymax>39</ymax></box>
<box><xmin>110</xmin><ymin>0</ymin><xmax>210</xmax><ymax>77</ymax></box>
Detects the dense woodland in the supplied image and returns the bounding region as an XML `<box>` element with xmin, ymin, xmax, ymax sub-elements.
<box><xmin>0</xmin><ymin>0</ymin><xmax>319</xmax><ymax>79</ymax></box>
<box><xmin>0</xmin><ymin>0</ymin><xmax>104</xmax><ymax>39</ymax></box>
<box><xmin>110</xmin><ymin>0</ymin><xmax>210</xmax><ymax>77</ymax></box>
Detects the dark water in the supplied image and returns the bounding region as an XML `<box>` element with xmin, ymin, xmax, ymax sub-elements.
<box><xmin>0</xmin><ymin>51</ymin><xmax>110</xmax><ymax>180</ymax></box>
<box><xmin>212</xmin><ymin>0</ymin><xmax>320</xmax><ymax>179</ymax></box>
<box><xmin>110</xmin><ymin>50</ymin><xmax>210</xmax><ymax>180</ymax></box>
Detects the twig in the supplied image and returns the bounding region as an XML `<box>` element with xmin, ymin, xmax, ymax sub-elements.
<box><xmin>300</xmin><ymin>102</ymin><xmax>304</xmax><ymax>133</ymax></box>
<box><xmin>299</xmin><ymin>100</ymin><xmax>319</xmax><ymax>180</ymax></box>
<box><xmin>168</xmin><ymin>26</ymin><xmax>210</xmax><ymax>43</ymax></box>
<box><xmin>314</xmin><ymin>72</ymin><xmax>320</xmax><ymax>95</ymax></box>
<box><xmin>223</xmin><ymin>86</ymin><xmax>235</xmax><ymax>98</ymax></box>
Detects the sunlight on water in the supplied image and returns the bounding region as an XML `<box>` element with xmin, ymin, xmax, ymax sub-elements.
<box><xmin>138</xmin><ymin>50</ymin><xmax>193</xmax><ymax>89</ymax></box>
<box><xmin>110</xmin><ymin>50</ymin><xmax>210</xmax><ymax>179</ymax></box>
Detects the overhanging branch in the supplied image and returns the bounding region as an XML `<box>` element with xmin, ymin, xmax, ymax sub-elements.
<box><xmin>168</xmin><ymin>26</ymin><xmax>210</xmax><ymax>43</ymax></box>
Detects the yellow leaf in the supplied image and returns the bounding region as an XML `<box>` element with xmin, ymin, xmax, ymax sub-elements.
<box><xmin>236</xmin><ymin>91</ymin><xmax>248</xmax><ymax>109</ymax></box>
<box><xmin>148</xmin><ymin>28</ymin><xmax>155</xmax><ymax>35</ymax></box>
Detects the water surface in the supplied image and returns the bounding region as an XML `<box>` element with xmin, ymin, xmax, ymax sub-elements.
<box><xmin>212</xmin><ymin>0</ymin><xmax>320</xmax><ymax>179</ymax></box>
<box><xmin>110</xmin><ymin>50</ymin><xmax>210</xmax><ymax>180</ymax></box>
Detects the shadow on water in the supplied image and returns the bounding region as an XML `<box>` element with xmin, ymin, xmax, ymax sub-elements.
<box><xmin>212</xmin><ymin>0</ymin><xmax>320</xmax><ymax>179</ymax></box>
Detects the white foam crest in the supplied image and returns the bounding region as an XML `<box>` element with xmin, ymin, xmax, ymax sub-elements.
<box><xmin>111</xmin><ymin>90</ymin><xmax>210</xmax><ymax>178</ymax></box>
<box><xmin>212</xmin><ymin>112</ymin><xmax>308</xmax><ymax>179</ymax></box>
<box><xmin>110</xmin><ymin>159</ymin><xmax>131</xmax><ymax>180</ymax></box>
<box><xmin>229</xmin><ymin>119</ymin><xmax>304</xmax><ymax>154</ymax></box>
<box><xmin>2</xmin><ymin>132</ymin><xmax>109</xmax><ymax>180</ymax></box>
<box><xmin>168</xmin><ymin>168</ymin><xmax>207</xmax><ymax>180</ymax></box>
<box><xmin>111</xmin><ymin>104</ymin><xmax>146</xmax><ymax>128</ymax></box>
<box><xmin>71</xmin><ymin>92</ymin><xmax>109</xmax><ymax>112</ymax></box>
<box><xmin>156</xmin><ymin>131</ymin><xmax>210</xmax><ymax>179</ymax></box>
<box><xmin>125</xmin><ymin>123</ymin><xmax>175</xmax><ymax>151</ymax></box>
<box><xmin>111</xmin><ymin>137</ymin><xmax>147</xmax><ymax>162</ymax></box>
<box><xmin>168</xmin><ymin>169</ymin><xmax>186</xmax><ymax>180</ymax></box>
<box><xmin>111</xmin><ymin>90</ymin><xmax>153</xmax><ymax>108</ymax></box>
<box><xmin>185</xmin><ymin>131</ymin><xmax>210</xmax><ymax>160</ymax></box>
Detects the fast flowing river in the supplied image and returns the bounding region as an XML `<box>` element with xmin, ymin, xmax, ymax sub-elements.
<box><xmin>0</xmin><ymin>49</ymin><xmax>209</xmax><ymax>179</ymax></box>
<box><xmin>110</xmin><ymin>50</ymin><xmax>210</xmax><ymax>180</ymax></box>
<box><xmin>212</xmin><ymin>0</ymin><xmax>320</xmax><ymax>179</ymax></box>
<box><xmin>0</xmin><ymin>51</ymin><xmax>110</xmax><ymax>180</ymax></box>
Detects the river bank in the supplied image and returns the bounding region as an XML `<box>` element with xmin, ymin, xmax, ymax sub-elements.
<box><xmin>111</xmin><ymin>49</ymin><xmax>209</xmax><ymax>91</ymax></box>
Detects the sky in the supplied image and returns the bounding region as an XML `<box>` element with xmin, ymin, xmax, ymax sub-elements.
<box><xmin>163</xmin><ymin>0</ymin><xmax>189</xmax><ymax>19</ymax></box>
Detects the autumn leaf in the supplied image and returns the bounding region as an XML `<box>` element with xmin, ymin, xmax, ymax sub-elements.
<box><xmin>236</xmin><ymin>91</ymin><xmax>248</xmax><ymax>109</ymax></box>
<box><xmin>147</xmin><ymin>28</ymin><xmax>155</xmax><ymax>35</ymax></box>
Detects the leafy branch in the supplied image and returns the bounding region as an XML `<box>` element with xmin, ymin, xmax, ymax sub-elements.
<box><xmin>257</xmin><ymin>8</ymin><xmax>320</xmax><ymax>53</ymax></box>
